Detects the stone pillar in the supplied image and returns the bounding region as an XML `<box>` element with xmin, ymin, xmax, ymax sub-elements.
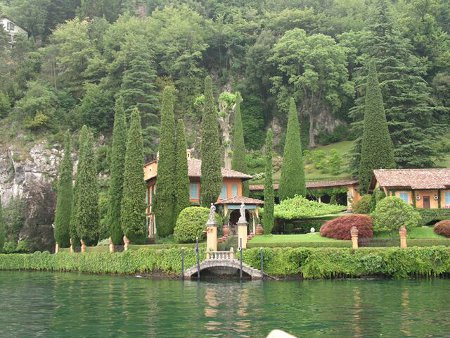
<box><xmin>81</xmin><ymin>239</ymin><xmax>86</xmax><ymax>253</ymax></box>
<box><xmin>350</xmin><ymin>226</ymin><xmax>359</xmax><ymax>249</ymax></box>
<box><xmin>399</xmin><ymin>226</ymin><xmax>407</xmax><ymax>249</ymax></box>
<box><xmin>109</xmin><ymin>237</ymin><xmax>115</xmax><ymax>253</ymax></box>
<box><xmin>55</xmin><ymin>243</ymin><xmax>59</xmax><ymax>254</ymax></box>
<box><xmin>69</xmin><ymin>239</ymin><xmax>74</xmax><ymax>253</ymax></box>
<box><xmin>123</xmin><ymin>236</ymin><xmax>130</xmax><ymax>251</ymax></box>
<box><xmin>206</xmin><ymin>203</ymin><xmax>218</xmax><ymax>255</ymax></box>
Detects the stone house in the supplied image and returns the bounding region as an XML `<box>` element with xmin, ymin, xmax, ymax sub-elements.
<box><xmin>369</xmin><ymin>168</ymin><xmax>450</xmax><ymax>209</ymax></box>
<box><xmin>0</xmin><ymin>17</ymin><xmax>27</xmax><ymax>43</ymax></box>
<box><xmin>144</xmin><ymin>154</ymin><xmax>262</xmax><ymax>237</ymax></box>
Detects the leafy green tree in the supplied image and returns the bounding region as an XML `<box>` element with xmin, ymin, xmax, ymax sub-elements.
<box><xmin>231</xmin><ymin>92</ymin><xmax>249</xmax><ymax>196</ymax></box>
<box><xmin>263</xmin><ymin>129</ymin><xmax>274</xmax><ymax>234</ymax></box>
<box><xmin>279</xmin><ymin>98</ymin><xmax>306</xmax><ymax>200</ymax></box>
<box><xmin>54</xmin><ymin>131</ymin><xmax>73</xmax><ymax>248</ymax></box>
<box><xmin>107</xmin><ymin>97</ymin><xmax>127</xmax><ymax>245</ymax></box>
<box><xmin>270</xmin><ymin>28</ymin><xmax>353</xmax><ymax>148</ymax></box>
<box><xmin>72</xmin><ymin>126</ymin><xmax>99</xmax><ymax>246</ymax></box>
<box><xmin>0</xmin><ymin>199</ymin><xmax>5</xmax><ymax>252</ymax></box>
<box><xmin>359</xmin><ymin>61</ymin><xmax>396</xmax><ymax>194</ymax></box>
<box><xmin>154</xmin><ymin>86</ymin><xmax>176</xmax><ymax>237</ymax></box>
<box><xmin>121</xmin><ymin>108</ymin><xmax>146</xmax><ymax>243</ymax></box>
<box><xmin>200</xmin><ymin>76</ymin><xmax>222</xmax><ymax>207</ymax></box>
<box><xmin>174</xmin><ymin>119</ymin><xmax>190</xmax><ymax>221</ymax></box>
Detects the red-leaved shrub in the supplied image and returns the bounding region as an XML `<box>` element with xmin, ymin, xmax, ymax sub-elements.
<box><xmin>320</xmin><ymin>214</ymin><xmax>373</xmax><ymax>240</ymax></box>
<box><xmin>434</xmin><ymin>220</ymin><xmax>450</xmax><ymax>238</ymax></box>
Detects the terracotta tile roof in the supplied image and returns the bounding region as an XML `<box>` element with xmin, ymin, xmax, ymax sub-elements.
<box><xmin>372</xmin><ymin>169</ymin><xmax>450</xmax><ymax>190</ymax></box>
<box><xmin>144</xmin><ymin>158</ymin><xmax>252</xmax><ymax>181</ymax></box>
<box><xmin>249</xmin><ymin>179</ymin><xmax>358</xmax><ymax>192</ymax></box>
<box><xmin>215</xmin><ymin>196</ymin><xmax>264</xmax><ymax>205</ymax></box>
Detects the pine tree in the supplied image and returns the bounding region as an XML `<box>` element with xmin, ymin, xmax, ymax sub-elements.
<box><xmin>70</xmin><ymin>126</ymin><xmax>90</xmax><ymax>249</ymax></box>
<box><xmin>262</xmin><ymin>129</ymin><xmax>275</xmax><ymax>235</ymax></box>
<box><xmin>154</xmin><ymin>86</ymin><xmax>177</xmax><ymax>237</ymax></box>
<box><xmin>107</xmin><ymin>97</ymin><xmax>127</xmax><ymax>245</ymax></box>
<box><xmin>200</xmin><ymin>76</ymin><xmax>222</xmax><ymax>207</ymax></box>
<box><xmin>349</xmin><ymin>0</ymin><xmax>445</xmax><ymax>169</ymax></box>
<box><xmin>0</xmin><ymin>199</ymin><xmax>5</xmax><ymax>253</ymax></box>
<box><xmin>231</xmin><ymin>92</ymin><xmax>249</xmax><ymax>196</ymax></box>
<box><xmin>119</xmin><ymin>39</ymin><xmax>159</xmax><ymax>158</ymax></box>
<box><xmin>121</xmin><ymin>108</ymin><xmax>147</xmax><ymax>243</ymax></box>
<box><xmin>359</xmin><ymin>61</ymin><xmax>396</xmax><ymax>194</ymax></box>
<box><xmin>54</xmin><ymin>131</ymin><xmax>73</xmax><ymax>248</ymax></box>
<box><xmin>72</xmin><ymin>126</ymin><xmax>100</xmax><ymax>246</ymax></box>
<box><xmin>174</xmin><ymin>119</ymin><xmax>190</xmax><ymax>220</ymax></box>
<box><xmin>278</xmin><ymin>98</ymin><xmax>306</xmax><ymax>200</ymax></box>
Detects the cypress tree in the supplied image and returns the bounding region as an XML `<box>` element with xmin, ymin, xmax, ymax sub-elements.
<box><xmin>174</xmin><ymin>119</ymin><xmax>190</xmax><ymax>221</ymax></box>
<box><xmin>107</xmin><ymin>96</ymin><xmax>127</xmax><ymax>245</ymax></box>
<box><xmin>278</xmin><ymin>98</ymin><xmax>306</xmax><ymax>200</ymax></box>
<box><xmin>231</xmin><ymin>92</ymin><xmax>249</xmax><ymax>196</ymax></box>
<box><xmin>73</xmin><ymin>127</ymin><xmax>100</xmax><ymax>246</ymax></box>
<box><xmin>121</xmin><ymin>108</ymin><xmax>147</xmax><ymax>243</ymax></box>
<box><xmin>54</xmin><ymin>131</ymin><xmax>73</xmax><ymax>248</ymax></box>
<box><xmin>154</xmin><ymin>86</ymin><xmax>177</xmax><ymax>237</ymax></box>
<box><xmin>200</xmin><ymin>76</ymin><xmax>222</xmax><ymax>207</ymax></box>
<box><xmin>359</xmin><ymin>61</ymin><xmax>396</xmax><ymax>194</ymax></box>
<box><xmin>0</xmin><ymin>199</ymin><xmax>5</xmax><ymax>253</ymax></box>
<box><xmin>70</xmin><ymin>126</ymin><xmax>89</xmax><ymax>249</ymax></box>
<box><xmin>263</xmin><ymin>129</ymin><xmax>275</xmax><ymax>235</ymax></box>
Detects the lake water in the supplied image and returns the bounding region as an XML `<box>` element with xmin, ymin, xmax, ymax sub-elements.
<box><xmin>0</xmin><ymin>271</ymin><xmax>449</xmax><ymax>337</ymax></box>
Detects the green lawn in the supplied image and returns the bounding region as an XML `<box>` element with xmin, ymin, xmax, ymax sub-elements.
<box><xmin>250</xmin><ymin>233</ymin><xmax>343</xmax><ymax>243</ymax></box>
<box><xmin>374</xmin><ymin>226</ymin><xmax>445</xmax><ymax>239</ymax></box>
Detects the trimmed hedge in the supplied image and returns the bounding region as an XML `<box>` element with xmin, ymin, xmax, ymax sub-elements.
<box><xmin>419</xmin><ymin>209</ymin><xmax>450</xmax><ymax>226</ymax></box>
<box><xmin>2</xmin><ymin>246</ymin><xmax>450</xmax><ymax>279</ymax></box>
<box><xmin>434</xmin><ymin>220</ymin><xmax>450</xmax><ymax>238</ymax></box>
<box><xmin>320</xmin><ymin>214</ymin><xmax>373</xmax><ymax>240</ymax></box>
<box><xmin>247</xmin><ymin>241</ymin><xmax>352</xmax><ymax>248</ymax></box>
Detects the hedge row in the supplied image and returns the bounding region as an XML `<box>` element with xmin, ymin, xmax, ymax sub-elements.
<box><xmin>418</xmin><ymin>209</ymin><xmax>450</xmax><ymax>226</ymax></box>
<box><xmin>1</xmin><ymin>247</ymin><xmax>450</xmax><ymax>279</ymax></box>
<box><xmin>247</xmin><ymin>241</ymin><xmax>352</xmax><ymax>248</ymax></box>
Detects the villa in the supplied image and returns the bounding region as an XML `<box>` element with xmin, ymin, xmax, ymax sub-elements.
<box><xmin>0</xmin><ymin>17</ymin><xmax>27</xmax><ymax>43</ymax></box>
<box><xmin>144</xmin><ymin>152</ymin><xmax>263</xmax><ymax>237</ymax></box>
<box><xmin>370</xmin><ymin>168</ymin><xmax>450</xmax><ymax>209</ymax></box>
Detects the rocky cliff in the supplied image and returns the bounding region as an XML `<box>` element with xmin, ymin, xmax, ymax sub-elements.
<box><xmin>0</xmin><ymin>142</ymin><xmax>62</xmax><ymax>252</ymax></box>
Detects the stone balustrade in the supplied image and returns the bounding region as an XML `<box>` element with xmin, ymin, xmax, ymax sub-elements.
<box><xmin>206</xmin><ymin>250</ymin><xmax>235</xmax><ymax>260</ymax></box>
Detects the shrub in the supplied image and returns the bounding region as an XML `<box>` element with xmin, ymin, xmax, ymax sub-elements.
<box><xmin>320</xmin><ymin>214</ymin><xmax>373</xmax><ymax>240</ymax></box>
<box><xmin>372</xmin><ymin>197</ymin><xmax>421</xmax><ymax>232</ymax></box>
<box><xmin>273</xmin><ymin>195</ymin><xmax>345</xmax><ymax>220</ymax></box>
<box><xmin>174</xmin><ymin>207</ymin><xmax>220</xmax><ymax>243</ymax></box>
<box><xmin>434</xmin><ymin>220</ymin><xmax>450</xmax><ymax>238</ymax></box>
<box><xmin>3</xmin><ymin>241</ymin><xmax>16</xmax><ymax>254</ymax></box>
<box><xmin>352</xmin><ymin>195</ymin><xmax>372</xmax><ymax>214</ymax></box>
<box><xmin>418</xmin><ymin>209</ymin><xmax>450</xmax><ymax>226</ymax></box>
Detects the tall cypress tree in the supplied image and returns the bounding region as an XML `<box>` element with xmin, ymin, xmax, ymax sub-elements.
<box><xmin>359</xmin><ymin>61</ymin><xmax>396</xmax><ymax>194</ymax></box>
<box><xmin>200</xmin><ymin>76</ymin><xmax>222</xmax><ymax>207</ymax></box>
<box><xmin>0</xmin><ymin>199</ymin><xmax>5</xmax><ymax>253</ymax></box>
<box><xmin>174</xmin><ymin>119</ymin><xmax>190</xmax><ymax>220</ymax></box>
<box><xmin>278</xmin><ymin>98</ymin><xmax>306</xmax><ymax>200</ymax></box>
<box><xmin>107</xmin><ymin>96</ymin><xmax>127</xmax><ymax>245</ymax></box>
<box><xmin>73</xmin><ymin>127</ymin><xmax>100</xmax><ymax>246</ymax></box>
<box><xmin>155</xmin><ymin>86</ymin><xmax>176</xmax><ymax>237</ymax></box>
<box><xmin>263</xmin><ymin>129</ymin><xmax>275</xmax><ymax>235</ymax></box>
<box><xmin>70</xmin><ymin>126</ymin><xmax>89</xmax><ymax>249</ymax></box>
<box><xmin>54</xmin><ymin>131</ymin><xmax>73</xmax><ymax>248</ymax></box>
<box><xmin>231</xmin><ymin>92</ymin><xmax>249</xmax><ymax>196</ymax></box>
<box><xmin>121</xmin><ymin>108</ymin><xmax>147</xmax><ymax>243</ymax></box>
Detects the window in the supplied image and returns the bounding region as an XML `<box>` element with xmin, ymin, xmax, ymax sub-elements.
<box><xmin>399</xmin><ymin>192</ymin><xmax>409</xmax><ymax>204</ymax></box>
<box><xmin>445</xmin><ymin>192</ymin><xmax>450</xmax><ymax>206</ymax></box>
<box><xmin>190</xmin><ymin>183</ymin><xmax>199</xmax><ymax>200</ymax></box>
<box><xmin>232</xmin><ymin>183</ymin><xmax>238</xmax><ymax>198</ymax></box>
<box><xmin>220</xmin><ymin>184</ymin><xmax>227</xmax><ymax>200</ymax></box>
<box><xmin>7</xmin><ymin>21</ymin><xmax>14</xmax><ymax>31</ymax></box>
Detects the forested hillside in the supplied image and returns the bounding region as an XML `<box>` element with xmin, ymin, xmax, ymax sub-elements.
<box><xmin>0</xmin><ymin>0</ymin><xmax>449</xmax><ymax>170</ymax></box>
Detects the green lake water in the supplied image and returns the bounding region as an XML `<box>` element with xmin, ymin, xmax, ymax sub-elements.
<box><xmin>0</xmin><ymin>272</ymin><xmax>449</xmax><ymax>337</ymax></box>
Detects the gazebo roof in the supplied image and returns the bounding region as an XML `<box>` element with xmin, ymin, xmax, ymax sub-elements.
<box><xmin>215</xmin><ymin>196</ymin><xmax>264</xmax><ymax>205</ymax></box>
